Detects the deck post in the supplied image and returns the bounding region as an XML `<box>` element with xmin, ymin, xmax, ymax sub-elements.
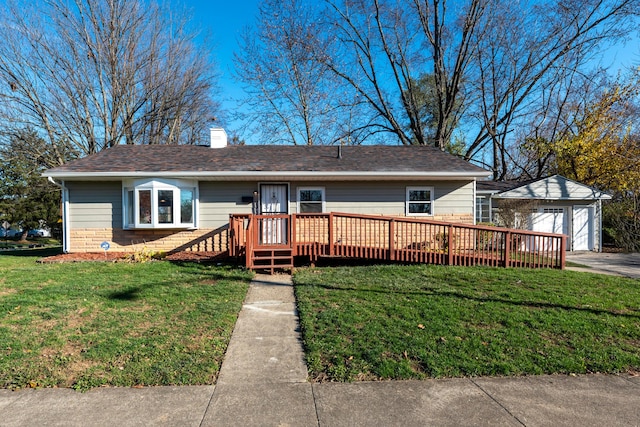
<box><xmin>504</xmin><ymin>230</ymin><xmax>511</xmax><ymax>268</ymax></box>
<box><xmin>560</xmin><ymin>234</ymin><xmax>566</xmax><ymax>269</ymax></box>
<box><xmin>228</xmin><ymin>215</ymin><xmax>235</xmax><ymax>257</ymax></box>
<box><xmin>328</xmin><ymin>212</ymin><xmax>334</xmax><ymax>256</ymax></box>
<box><xmin>291</xmin><ymin>214</ymin><xmax>297</xmax><ymax>256</ymax></box>
<box><xmin>447</xmin><ymin>224</ymin><xmax>453</xmax><ymax>266</ymax></box>
<box><xmin>388</xmin><ymin>218</ymin><xmax>395</xmax><ymax>261</ymax></box>
<box><xmin>245</xmin><ymin>215</ymin><xmax>254</xmax><ymax>269</ymax></box>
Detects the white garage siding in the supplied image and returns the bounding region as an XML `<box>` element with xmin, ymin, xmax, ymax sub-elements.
<box><xmin>490</xmin><ymin>175</ymin><xmax>610</xmax><ymax>252</ymax></box>
<box><xmin>522</xmin><ymin>201</ymin><xmax>601</xmax><ymax>251</ymax></box>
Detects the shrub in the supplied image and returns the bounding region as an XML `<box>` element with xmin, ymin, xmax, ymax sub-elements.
<box><xmin>603</xmin><ymin>192</ymin><xmax>640</xmax><ymax>252</ymax></box>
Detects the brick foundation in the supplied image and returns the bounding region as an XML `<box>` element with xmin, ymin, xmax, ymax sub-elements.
<box><xmin>69</xmin><ymin>227</ymin><xmax>230</xmax><ymax>253</ymax></box>
<box><xmin>432</xmin><ymin>213</ymin><xmax>474</xmax><ymax>224</ymax></box>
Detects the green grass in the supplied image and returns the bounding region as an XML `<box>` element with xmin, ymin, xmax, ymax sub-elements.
<box><xmin>0</xmin><ymin>254</ymin><xmax>252</xmax><ymax>390</ymax></box>
<box><xmin>293</xmin><ymin>264</ymin><xmax>640</xmax><ymax>382</ymax></box>
<box><xmin>0</xmin><ymin>238</ymin><xmax>61</xmax><ymax>250</ymax></box>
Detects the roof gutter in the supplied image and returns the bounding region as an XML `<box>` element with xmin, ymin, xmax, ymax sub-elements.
<box><xmin>492</xmin><ymin>194</ymin><xmax>613</xmax><ymax>201</ymax></box>
<box><xmin>43</xmin><ymin>170</ymin><xmax>492</xmax><ymax>180</ymax></box>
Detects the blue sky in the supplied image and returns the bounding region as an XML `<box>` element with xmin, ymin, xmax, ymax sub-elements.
<box><xmin>180</xmin><ymin>0</ymin><xmax>638</xmax><ymax>139</ymax></box>
<box><xmin>181</xmin><ymin>0</ymin><xmax>262</xmax><ymax>130</ymax></box>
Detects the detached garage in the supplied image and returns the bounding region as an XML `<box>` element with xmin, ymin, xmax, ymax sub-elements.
<box><xmin>477</xmin><ymin>175</ymin><xmax>611</xmax><ymax>252</ymax></box>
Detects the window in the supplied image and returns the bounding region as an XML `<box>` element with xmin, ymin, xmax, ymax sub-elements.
<box><xmin>123</xmin><ymin>179</ymin><xmax>198</xmax><ymax>229</ymax></box>
<box><xmin>139</xmin><ymin>189</ymin><xmax>152</xmax><ymax>224</ymax></box>
<box><xmin>406</xmin><ymin>186</ymin><xmax>433</xmax><ymax>216</ymax></box>
<box><xmin>297</xmin><ymin>187</ymin><xmax>325</xmax><ymax>213</ymax></box>
<box><xmin>180</xmin><ymin>189</ymin><xmax>194</xmax><ymax>224</ymax></box>
<box><xmin>476</xmin><ymin>195</ymin><xmax>491</xmax><ymax>223</ymax></box>
<box><xmin>542</xmin><ymin>208</ymin><xmax>565</xmax><ymax>214</ymax></box>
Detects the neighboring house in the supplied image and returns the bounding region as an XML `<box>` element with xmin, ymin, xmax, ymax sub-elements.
<box><xmin>43</xmin><ymin>129</ymin><xmax>491</xmax><ymax>254</ymax></box>
<box><xmin>477</xmin><ymin>175</ymin><xmax>612</xmax><ymax>252</ymax></box>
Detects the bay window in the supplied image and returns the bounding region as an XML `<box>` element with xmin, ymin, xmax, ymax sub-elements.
<box><xmin>123</xmin><ymin>179</ymin><xmax>198</xmax><ymax>229</ymax></box>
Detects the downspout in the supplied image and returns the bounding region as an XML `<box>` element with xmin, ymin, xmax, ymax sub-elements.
<box><xmin>48</xmin><ymin>177</ymin><xmax>70</xmax><ymax>253</ymax></box>
<box><xmin>472</xmin><ymin>178</ymin><xmax>477</xmax><ymax>225</ymax></box>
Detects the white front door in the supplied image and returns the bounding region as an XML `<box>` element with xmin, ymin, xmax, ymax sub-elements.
<box><xmin>572</xmin><ymin>206</ymin><xmax>594</xmax><ymax>251</ymax></box>
<box><xmin>260</xmin><ymin>184</ymin><xmax>288</xmax><ymax>244</ymax></box>
<box><xmin>260</xmin><ymin>184</ymin><xmax>288</xmax><ymax>214</ymax></box>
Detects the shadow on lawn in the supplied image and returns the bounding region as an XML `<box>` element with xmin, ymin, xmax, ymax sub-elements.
<box><xmin>167</xmin><ymin>261</ymin><xmax>253</xmax><ymax>282</ymax></box>
<box><xmin>105</xmin><ymin>270</ymin><xmax>252</xmax><ymax>302</ymax></box>
<box><xmin>0</xmin><ymin>246</ymin><xmax>63</xmax><ymax>257</ymax></box>
<box><xmin>303</xmin><ymin>282</ymin><xmax>640</xmax><ymax>320</ymax></box>
<box><xmin>109</xmin><ymin>287</ymin><xmax>144</xmax><ymax>301</ymax></box>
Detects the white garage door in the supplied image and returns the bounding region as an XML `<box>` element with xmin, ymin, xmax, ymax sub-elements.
<box><xmin>572</xmin><ymin>206</ymin><xmax>594</xmax><ymax>251</ymax></box>
<box><xmin>528</xmin><ymin>208</ymin><xmax>567</xmax><ymax>252</ymax></box>
<box><xmin>530</xmin><ymin>208</ymin><xmax>566</xmax><ymax>235</ymax></box>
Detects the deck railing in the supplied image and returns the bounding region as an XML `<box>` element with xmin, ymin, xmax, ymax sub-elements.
<box><xmin>229</xmin><ymin>212</ymin><xmax>566</xmax><ymax>270</ymax></box>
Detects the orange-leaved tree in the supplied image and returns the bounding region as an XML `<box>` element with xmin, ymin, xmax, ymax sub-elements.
<box><xmin>550</xmin><ymin>76</ymin><xmax>640</xmax><ymax>250</ymax></box>
<box><xmin>552</xmin><ymin>78</ymin><xmax>640</xmax><ymax>193</ymax></box>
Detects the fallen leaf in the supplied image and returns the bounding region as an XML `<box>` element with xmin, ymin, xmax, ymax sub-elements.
<box><xmin>417</xmin><ymin>324</ymin><xmax>425</xmax><ymax>329</ymax></box>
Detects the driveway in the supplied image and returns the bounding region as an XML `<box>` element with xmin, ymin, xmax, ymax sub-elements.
<box><xmin>565</xmin><ymin>252</ymin><xmax>640</xmax><ymax>279</ymax></box>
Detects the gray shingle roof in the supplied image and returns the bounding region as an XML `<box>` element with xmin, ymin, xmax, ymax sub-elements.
<box><xmin>44</xmin><ymin>144</ymin><xmax>490</xmax><ymax>179</ymax></box>
<box><xmin>476</xmin><ymin>180</ymin><xmax>525</xmax><ymax>193</ymax></box>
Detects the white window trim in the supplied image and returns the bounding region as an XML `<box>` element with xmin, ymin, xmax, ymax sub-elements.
<box><xmin>476</xmin><ymin>195</ymin><xmax>492</xmax><ymax>223</ymax></box>
<box><xmin>297</xmin><ymin>186</ymin><xmax>326</xmax><ymax>213</ymax></box>
<box><xmin>122</xmin><ymin>178</ymin><xmax>199</xmax><ymax>229</ymax></box>
<box><xmin>406</xmin><ymin>186</ymin><xmax>434</xmax><ymax>216</ymax></box>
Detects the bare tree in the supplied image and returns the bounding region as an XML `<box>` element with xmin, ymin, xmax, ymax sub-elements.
<box><xmin>318</xmin><ymin>0</ymin><xmax>430</xmax><ymax>146</ymax></box>
<box><xmin>513</xmin><ymin>68</ymin><xmax>605</xmax><ymax>180</ymax></box>
<box><xmin>413</xmin><ymin>0</ymin><xmax>488</xmax><ymax>150</ymax></box>
<box><xmin>296</xmin><ymin>0</ymin><xmax>489</xmax><ymax>149</ymax></box>
<box><xmin>234</xmin><ymin>0</ymin><xmax>366</xmax><ymax>145</ymax></box>
<box><xmin>236</xmin><ymin>0</ymin><xmax>638</xmax><ymax>164</ymax></box>
<box><xmin>464</xmin><ymin>0</ymin><xmax>639</xmax><ymax>179</ymax></box>
<box><xmin>0</xmin><ymin>0</ymin><xmax>219</xmax><ymax>160</ymax></box>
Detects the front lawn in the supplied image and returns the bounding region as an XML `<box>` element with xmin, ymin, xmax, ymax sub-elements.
<box><xmin>0</xmin><ymin>254</ymin><xmax>252</xmax><ymax>390</ymax></box>
<box><xmin>294</xmin><ymin>264</ymin><xmax>640</xmax><ymax>381</ymax></box>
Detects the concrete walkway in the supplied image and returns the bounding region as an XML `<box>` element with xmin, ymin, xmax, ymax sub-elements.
<box><xmin>202</xmin><ymin>274</ymin><xmax>315</xmax><ymax>426</ymax></box>
<box><xmin>566</xmin><ymin>252</ymin><xmax>640</xmax><ymax>279</ymax></box>
<box><xmin>1</xmin><ymin>273</ymin><xmax>639</xmax><ymax>426</ymax></box>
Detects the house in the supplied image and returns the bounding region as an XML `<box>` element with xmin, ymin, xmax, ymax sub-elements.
<box><xmin>477</xmin><ymin>175</ymin><xmax>612</xmax><ymax>252</ymax></box>
<box><xmin>43</xmin><ymin>129</ymin><xmax>492</xmax><ymax>254</ymax></box>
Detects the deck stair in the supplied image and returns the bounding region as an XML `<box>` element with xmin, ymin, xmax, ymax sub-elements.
<box><xmin>250</xmin><ymin>248</ymin><xmax>294</xmax><ymax>273</ymax></box>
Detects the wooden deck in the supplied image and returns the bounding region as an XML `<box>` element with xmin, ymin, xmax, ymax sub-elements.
<box><xmin>229</xmin><ymin>213</ymin><xmax>566</xmax><ymax>273</ymax></box>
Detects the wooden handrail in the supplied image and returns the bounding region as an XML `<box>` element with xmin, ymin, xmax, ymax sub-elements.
<box><xmin>229</xmin><ymin>212</ymin><xmax>566</xmax><ymax>270</ymax></box>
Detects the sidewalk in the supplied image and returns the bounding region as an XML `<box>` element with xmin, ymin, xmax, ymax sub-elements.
<box><xmin>1</xmin><ymin>273</ymin><xmax>639</xmax><ymax>426</ymax></box>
